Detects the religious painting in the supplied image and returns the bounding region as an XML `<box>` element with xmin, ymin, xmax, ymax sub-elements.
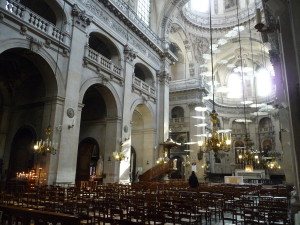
<box><xmin>225</xmin><ymin>0</ymin><xmax>237</xmax><ymax>11</ymax></box>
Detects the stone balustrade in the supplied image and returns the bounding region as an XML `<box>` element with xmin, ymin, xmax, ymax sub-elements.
<box><xmin>133</xmin><ymin>76</ymin><xmax>156</xmax><ymax>98</ymax></box>
<box><xmin>84</xmin><ymin>46</ymin><xmax>122</xmax><ymax>77</ymax></box>
<box><xmin>3</xmin><ymin>0</ymin><xmax>69</xmax><ymax>45</ymax></box>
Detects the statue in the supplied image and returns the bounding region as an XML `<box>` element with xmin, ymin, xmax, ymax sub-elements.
<box><xmin>96</xmin><ymin>155</ymin><xmax>104</xmax><ymax>177</ymax></box>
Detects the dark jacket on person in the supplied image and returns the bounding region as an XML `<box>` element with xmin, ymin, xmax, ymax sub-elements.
<box><xmin>188</xmin><ymin>171</ymin><xmax>199</xmax><ymax>188</ymax></box>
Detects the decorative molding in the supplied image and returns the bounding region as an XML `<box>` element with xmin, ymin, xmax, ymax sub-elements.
<box><xmin>0</xmin><ymin>12</ymin><xmax>4</xmax><ymax>21</ymax></box>
<box><xmin>29</xmin><ymin>36</ymin><xmax>43</xmax><ymax>52</ymax></box>
<box><xmin>82</xmin><ymin>0</ymin><xmax>162</xmax><ymax>66</ymax></box>
<box><xmin>157</xmin><ymin>71</ymin><xmax>170</xmax><ymax>85</ymax></box>
<box><xmin>124</xmin><ymin>45</ymin><xmax>137</xmax><ymax>63</ymax></box>
<box><xmin>71</xmin><ymin>4</ymin><xmax>93</xmax><ymax>30</ymax></box>
<box><xmin>20</xmin><ymin>25</ymin><xmax>27</xmax><ymax>35</ymax></box>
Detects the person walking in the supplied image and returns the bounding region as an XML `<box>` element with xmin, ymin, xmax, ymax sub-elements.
<box><xmin>188</xmin><ymin>171</ymin><xmax>199</xmax><ymax>188</ymax></box>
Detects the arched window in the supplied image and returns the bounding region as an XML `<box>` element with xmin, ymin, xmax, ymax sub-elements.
<box><xmin>227</xmin><ymin>73</ymin><xmax>242</xmax><ymax>98</ymax></box>
<box><xmin>190</xmin><ymin>0</ymin><xmax>209</xmax><ymax>12</ymax></box>
<box><xmin>137</xmin><ymin>0</ymin><xmax>150</xmax><ymax>26</ymax></box>
<box><xmin>171</xmin><ymin>106</ymin><xmax>184</xmax><ymax>119</ymax></box>
<box><xmin>259</xmin><ymin>117</ymin><xmax>272</xmax><ymax>132</ymax></box>
<box><xmin>256</xmin><ymin>68</ymin><xmax>272</xmax><ymax>97</ymax></box>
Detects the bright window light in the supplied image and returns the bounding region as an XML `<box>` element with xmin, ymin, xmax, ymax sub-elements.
<box><xmin>190</xmin><ymin>0</ymin><xmax>209</xmax><ymax>13</ymax></box>
<box><xmin>227</xmin><ymin>73</ymin><xmax>242</xmax><ymax>98</ymax></box>
<box><xmin>256</xmin><ymin>68</ymin><xmax>272</xmax><ymax>97</ymax></box>
<box><xmin>137</xmin><ymin>0</ymin><xmax>150</xmax><ymax>26</ymax></box>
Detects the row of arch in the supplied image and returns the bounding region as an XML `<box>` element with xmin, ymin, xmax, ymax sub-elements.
<box><xmin>0</xmin><ymin>44</ymin><xmax>157</xmax><ymax>183</ymax></box>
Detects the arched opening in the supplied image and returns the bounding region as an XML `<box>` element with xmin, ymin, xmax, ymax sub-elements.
<box><xmin>259</xmin><ymin>117</ymin><xmax>272</xmax><ymax>132</ymax></box>
<box><xmin>134</xmin><ymin>63</ymin><xmax>154</xmax><ymax>86</ymax></box>
<box><xmin>79</xmin><ymin>83</ymin><xmax>118</xmax><ymax>182</ymax></box>
<box><xmin>88</xmin><ymin>33</ymin><xmax>120</xmax><ymax>66</ymax></box>
<box><xmin>0</xmin><ymin>48</ymin><xmax>58</xmax><ymax>185</ymax></box>
<box><xmin>131</xmin><ymin>104</ymin><xmax>154</xmax><ymax>174</ymax></box>
<box><xmin>171</xmin><ymin>106</ymin><xmax>184</xmax><ymax>118</ymax></box>
<box><xmin>7</xmin><ymin>127</ymin><xmax>35</xmax><ymax>181</ymax></box>
<box><xmin>19</xmin><ymin>0</ymin><xmax>57</xmax><ymax>25</ymax></box>
<box><xmin>76</xmin><ymin>138</ymin><xmax>99</xmax><ymax>182</ymax></box>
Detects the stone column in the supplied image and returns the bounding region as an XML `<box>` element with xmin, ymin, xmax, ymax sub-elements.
<box><xmin>156</xmin><ymin>69</ymin><xmax>170</xmax><ymax>157</ymax></box>
<box><xmin>52</xmin><ymin>4</ymin><xmax>92</xmax><ymax>184</ymax></box>
<box><xmin>118</xmin><ymin>45</ymin><xmax>136</xmax><ymax>183</ymax></box>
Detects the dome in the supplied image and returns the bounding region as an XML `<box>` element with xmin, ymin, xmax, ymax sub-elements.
<box><xmin>183</xmin><ymin>0</ymin><xmax>262</xmax><ymax>29</ymax></box>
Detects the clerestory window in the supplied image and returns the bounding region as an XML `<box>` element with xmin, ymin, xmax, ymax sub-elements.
<box><xmin>137</xmin><ymin>0</ymin><xmax>150</xmax><ymax>26</ymax></box>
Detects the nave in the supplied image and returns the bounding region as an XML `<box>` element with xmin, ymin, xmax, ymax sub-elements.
<box><xmin>0</xmin><ymin>181</ymin><xmax>292</xmax><ymax>225</ymax></box>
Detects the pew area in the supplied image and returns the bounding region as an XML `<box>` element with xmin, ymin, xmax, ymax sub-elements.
<box><xmin>0</xmin><ymin>181</ymin><xmax>293</xmax><ymax>225</ymax></box>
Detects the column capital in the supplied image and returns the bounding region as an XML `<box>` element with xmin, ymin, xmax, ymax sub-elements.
<box><xmin>156</xmin><ymin>71</ymin><xmax>170</xmax><ymax>85</ymax></box>
<box><xmin>71</xmin><ymin>4</ymin><xmax>92</xmax><ymax>30</ymax></box>
<box><xmin>124</xmin><ymin>45</ymin><xmax>137</xmax><ymax>63</ymax></box>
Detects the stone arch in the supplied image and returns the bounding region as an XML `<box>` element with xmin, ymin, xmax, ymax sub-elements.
<box><xmin>171</xmin><ymin>106</ymin><xmax>185</xmax><ymax>118</ymax></box>
<box><xmin>0</xmin><ymin>39</ymin><xmax>65</xmax><ymax>97</ymax></box>
<box><xmin>75</xmin><ymin>137</ymin><xmax>100</xmax><ymax>182</ymax></box>
<box><xmin>131</xmin><ymin>101</ymin><xmax>155</xmax><ymax>172</ymax></box>
<box><xmin>18</xmin><ymin>0</ymin><xmax>69</xmax><ymax>28</ymax></box>
<box><xmin>87</xmin><ymin>31</ymin><xmax>122</xmax><ymax>66</ymax></box>
<box><xmin>7</xmin><ymin>126</ymin><xmax>36</xmax><ymax>181</ymax></box>
<box><xmin>79</xmin><ymin>78</ymin><xmax>121</xmax><ymax>118</ymax></box>
<box><xmin>134</xmin><ymin>62</ymin><xmax>155</xmax><ymax>87</ymax></box>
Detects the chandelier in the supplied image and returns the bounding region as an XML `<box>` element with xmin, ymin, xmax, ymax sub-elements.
<box><xmin>266</xmin><ymin>158</ymin><xmax>281</xmax><ymax>170</ymax></box>
<box><xmin>34</xmin><ymin>125</ymin><xmax>57</xmax><ymax>155</ymax></box>
<box><xmin>113</xmin><ymin>141</ymin><xmax>126</xmax><ymax>161</ymax></box>
<box><xmin>197</xmin><ymin>0</ymin><xmax>232</xmax><ymax>156</ymax></box>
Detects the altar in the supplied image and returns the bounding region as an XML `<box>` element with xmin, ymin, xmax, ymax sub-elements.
<box><xmin>235</xmin><ymin>169</ymin><xmax>265</xmax><ymax>179</ymax></box>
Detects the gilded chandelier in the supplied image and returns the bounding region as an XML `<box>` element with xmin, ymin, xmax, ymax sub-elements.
<box><xmin>197</xmin><ymin>0</ymin><xmax>232</xmax><ymax>156</ymax></box>
<box><xmin>198</xmin><ymin>110</ymin><xmax>231</xmax><ymax>156</ymax></box>
<box><xmin>113</xmin><ymin>141</ymin><xmax>126</xmax><ymax>161</ymax></box>
<box><xmin>33</xmin><ymin>126</ymin><xmax>57</xmax><ymax>155</ymax></box>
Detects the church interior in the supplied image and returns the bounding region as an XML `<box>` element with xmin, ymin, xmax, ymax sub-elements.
<box><xmin>0</xmin><ymin>0</ymin><xmax>300</xmax><ymax>224</ymax></box>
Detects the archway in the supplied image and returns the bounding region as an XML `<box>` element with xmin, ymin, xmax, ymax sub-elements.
<box><xmin>78</xmin><ymin>83</ymin><xmax>119</xmax><ymax>182</ymax></box>
<box><xmin>0</xmin><ymin>47</ymin><xmax>59</xmax><ymax>185</ymax></box>
<box><xmin>76</xmin><ymin>138</ymin><xmax>99</xmax><ymax>182</ymax></box>
<box><xmin>7</xmin><ymin>127</ymin><xmax>35</xmax><ymax>181</ymax></box>
<box><xmin>131</xmin><ymin>104</ymin><xmax>155</xmax><ymax>172</ymax></box>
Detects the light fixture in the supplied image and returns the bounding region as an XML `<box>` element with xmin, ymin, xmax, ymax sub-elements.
<box><xmin>33</xmin><ymin>1</ymin><xmax>68</xmax><ymax>155</ymax></box>
<box><xmin>266</xmin><ymin>158</ymin><xmax>281</xmax><ymax>170</ymax></box>
<box><xmin>34</xmin><ymin>126</ymin><xmax>57</xmax><ymax>155</ymax></box>
<box><xmin>112</xmin><ymin>140</ymin><xmax>126</xmax><ymax>161</ymax></box>
<box><xmin>197</xmin><ymin>0</ymin><xmax>232</xmax><ymax>157</ymax></box>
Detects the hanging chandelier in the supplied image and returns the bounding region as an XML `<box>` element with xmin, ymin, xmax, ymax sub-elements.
<box><xmin>266</xmin><ymin>158</ymin><xmax>281</xmax><ymax>170</ymax></box>
<box><xmin>198</xmin><ymin>111</ymin><xmax>232</xmax><ymax>156</ymax></box>
<box><xmin>113</xmin><ymin>141</ymin><xmax>126</xmax><ymax>161</ymax></box>
<box><xmin>236</xmin><ymin>137</ymin><xmax>261</xmax><ymax>172</ymax></box>
<box><xmin>34</xmin><ymin>125</ymin><xmax>57</xmax><ymax>155</ymax></box>
<box><xmin>197</xmin><ymin>0</ymin><xmax>232</xmax><ymax>156</ymax></box>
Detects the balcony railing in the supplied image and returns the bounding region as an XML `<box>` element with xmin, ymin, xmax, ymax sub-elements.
<box><xmin>170</xmin><ymin>117</ymin><xmax>185</xmax><ymax>123</ymax></box>
<box><xmin>3</xmin><ymin>0</ymin><xmax>69</xmax><ymax>45</ymax></box>
<box><xmin>133</xmin><ymin>76</ymin><xmax>156</xmax><ymax>97</ymax></box>
<box><xmin>169</xmin><ymin>78</ymin><xmax>210</xmax><ymax>93</ymax></box>
<box><xmin>108</xmin><ymin>0</ymin><xmax>162</xmax><ymax>47</ymax></box>
<box><xmin>84</xmin><ymin>46</ymin><xmax>122</xmax><ymax>77</ymax></box>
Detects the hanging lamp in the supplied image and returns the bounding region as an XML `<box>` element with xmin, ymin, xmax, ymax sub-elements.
<box><xmin>197</xmin><ymin>0</ymin><xmax>232</xmax><ymax>156</ymax></box>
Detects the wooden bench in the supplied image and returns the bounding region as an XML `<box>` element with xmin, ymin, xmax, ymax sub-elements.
<box><xmin>0</xmin><ymin>204</ymin><xmax>80</xmax><ymax>225</ymax></box>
